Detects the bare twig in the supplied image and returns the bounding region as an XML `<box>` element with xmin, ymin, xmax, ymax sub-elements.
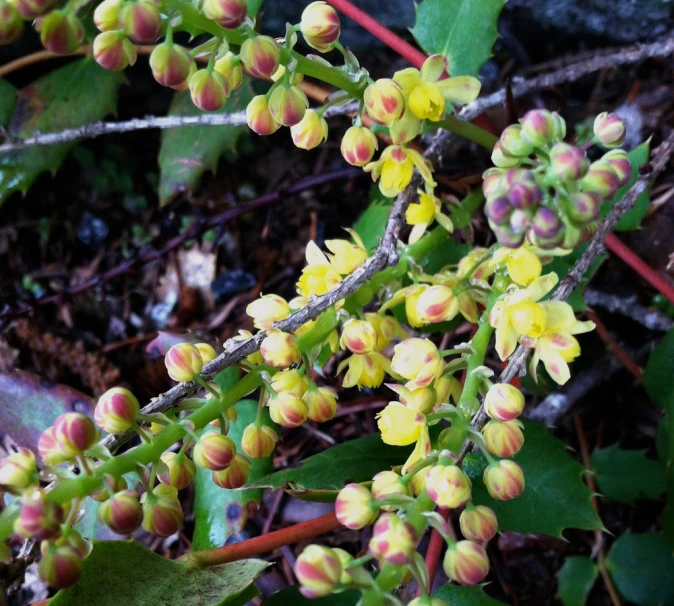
<box><xmin>584</xmin><ymin>288</ymin><xmax>673</xmax><ymax>332</ymax></box>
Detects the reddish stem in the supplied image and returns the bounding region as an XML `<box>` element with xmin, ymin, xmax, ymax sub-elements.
<box><xmin>422</xmin><ymin>508</ymin><xmax>450</xmax><ymax>593</ymax></box>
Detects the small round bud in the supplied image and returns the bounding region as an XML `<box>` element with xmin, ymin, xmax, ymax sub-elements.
<box><xmin>142</xmin><ymin>495</ymin><xmax>184</xmax><ymax>537</ymax></box>
<box><xmin>214</xmin><ymin>51</ymin><xmax>243</xmax><ymax>91</ymax></box>
<box><xmin>241</xmin><ymin>424</ymin><xmax>278</xmax><ymax>458</ymax></box>
<box><xmin>602</xmin><ymin>149</ymin><xmax>631</xmax><ymax>187</ymax></box>
<box><xmin>509</xmin><ymin>208</ymin><xmax>533</xmax><ymax>235</ymax></box>
<box><xmin>549</xmin><ymin>142</ymin><xmax>589</xmax><ymax>181</ymax></box>
<box><xmin>165</xmin><ymin>343</ymin><xmax>203</xmax><ymax>382</ymax></box>
<box><xmin>0</xmin><ymin>3</ymin><xmax>23</xmax><ymax>44</ymax></box>
<box><xmin>484</xmin><ymin>196</ymin><xmax>512</xmax><ymax>225</ymax></box>
<box><xmin>150</xmin><ymin>42</ymin><xmax>192</xmax><ymax>88</ymax></box>
<box><xmin>552</xmin><ymin>112</ymin><xmax>567</xmax><ymax>141</ymax></box>
<box><xmin>15</xmin><ymin>490</ymin><xmax>64</xmax><ymax>541</ymax></box>
<box><xmin>291</xmin><ymin>109</ymin><xmax>328</xmax><ymax>150</ymax></box>
<box><xmin>567</xmin><ymin>192</ymin><xmax>600</xmax><ymax>225</ymax></box>
<box><xmin>416</xmin><ymin>285</ymin><xmax>459</xmax><ymax>324</ymax></box>
<box><xmin>300</xmin><ymin>1</ymin><xmax>340</xmax><ymax>52</ymax></box>
<box><xmin>98</xmin><ymin>490</ymin><xmax>143</xmax><ymax>534</ymax></box>
<box><xmin>0</xmin><ymin>448</ymin><xmax>38</xmax><ymax>493</ymax></box>
<box><xmin>271</xmin><ymin>369</ymin><xmax>309</xmax><ymax>397</ymax></box>
<box><xmin>37</xmin><ymin>10</ymin><xmax>84</xmax><ymax>55</ymax></box>
<box><xmin>507</xmin><ymin>172</ymin><xmax>541</xmax><ymax>209</ymax></box>
<box><xmin>189</xmin><ymin>69</ymin><xmax>229</xmax><ymax>112</ymax></box>
<box><xmin>341</xmin><ymin>126</ymin><xmax>378</xmax><ymax>167</ymax></box>
<box><xmin>260</xmin><ymin>329</ymin><xmax>301</xmax><ymax>368</ymax></box>
<box><xmin>93</xmin><ymin>31</ymin><xmax>137</xmax><ymax>71</ymax></box>
<box><xmin>499</xmin><ymin>124</ymin><xmax>533</xmax><ymax>157</ymax></box>
<box><xmin>459</xmin><ymin>505</ymin><xmax>498</xmax><ymax>543</ymax></box>
<box><xmin>332</xmin><ymin>548</ymin><xmax>354</xmax><ymax>585</ymax></box>
<box><xmin>443</xmin><ymin>541</ymin><xmax>490</xmax><ymax>586</ymax></box>
<box><xmin>295</xmin><ymin>545</ymin><xmax>342</xmax><ymax>598</ymax></box>
<box><xmin>483</xmin><ymin>460</ymin><xmax>525</xmax><ymax>501</ymax></box>
<box><xmin>483</xmin><ymin>419</ymin><xmax>524</xmax><ymax>458</ymax></box>
<box><xmin>335</xmin><ymin>483</ymin><xmax>378</xmax><ymax>529</ymax></box>
<box><xmin>268</xmin><ymin>391</ymin><xmax>308</xmax><ymax>428</ymax></box>
<box><xmin>53</xmin><ymin>413</ymin><xmax>99</xmax><ymax>457</ymax></box>
<box><xmin>491</xmin><ymin>141</ymin><xmax>519</xmax><ymax>168</ymax></box>
<box><xmin>57</xmin><ymin>529</ymin><xmax>91</xmax><ymax>558</ymax></box>
<box><xmin>90</xmin><ymin>473</ymin><xmax>127</xmax><ymax>502</ymax></box>
<box><xmin>202</xmin><ymin>0</ymin><xmax>246</xmax><ymax>29</ymax></box>
<box><xmin>580</xmin><ymin>161</ymin><xmax>620</xmax><ymax>200</ymax></box>
<box><xmin>119</xmin><ymin>0</ymin><xmax>161</xmax><ymax>44</ymax></box>
<box><xmin>340</xmin><ymin>319</ymin><xmax>378</xmax><ymax>354</ymax></box>
<box><xmin>593</xmin><ymin>112</ymin><xmax>626</xmax><ymax>148</ymax></box>
<box><xmin>247</xmin><ymin>294</ymin><xmax>292</xmax><ymax>330</ymax></box>
<box><xmin>369</xmin><ymin>513</ymin><xmax>418</xmax><ymax>565</ymax></box>
<box><xmin>268</xmin><ymin>85</ymin><xmax>308</xmax><ymax>127</ymax></box>
<box><xmin>390</xmin><ymin>338</ymin><xmax>442</xmax><ymax>391</ymax></box>
<box><xmin>193</xmin><ymin>432</ymin><xmax>236</xmax><ymax>471</ymax></box>
<box><xmin>246</xmin><ymin>95</ymin><xmax>281</xmax><ymax>136</ymax></box>
<box><xmin>492</xmin><ymin>225</ymin><xmax>525</xmax><ymax>249</ymax></box>
<box><xmin>482</xmin><ymin>168</ymin><xmax>507</xmax><ymax>199</ymax></box>
<box><xmin>484</xmin><ymin>384</ymin><xmax>525</xmax><ymax>421</ymax></box>
<box><xmin>93</xmin><ymin>0</ymin><xmax>120</xmax><ymax>31</ymax></box>
<box><xmin>240</xmin><ymin>35</ymin><xmax>280</xmax><ymax>79</ymax></box>
<box><xmin>371</xmin><ymin>471</ymin><xmax>411</xmax><ymax>511</ymax></box>
<box><xmin>363</xmin><ymin>79</ymin><xmax>405</xmax><ymax>126</ymax></box>
<box><xmin>520</xmin><ymin>109</ymin><xmax>556</xmax><ymax>148</ymax></box>
<box><xmin>212</xmin><ymin>453</ymin><xmax>251</xmax><ymax>489</ymax></box>
<box><xmin>531</xmin><ymin>207</ymin><xmax>562</xmax><ymax>239</ymax></box>
<box><xmin>38</xmin><ymin>427</ymin><xmax>68</xmax><ymax>467</ymax></box>
<box><xmin>425</xmin><ymin>465</ymin><xmax>472</xmax><ymax>509</ymax></box>
<box><xmin>95</xmin><ymin>387</ymin><xmax>139</xmax><ymax>434</ymax></box>
<box><xmin>14</xmin><ymin>0</ymin><xmax>53</xmax><ymax>20</ymax></box>
<box><xmin>194</xmin><ymin>343</ymin><xmax>217</xmax><ymax>364</ymax></box>
<box><xmin>157</xmin><ymin>452</ymin><xmax>196</xmax><ymax>489</ymax></box>
<box><xmin>304</xmin><ymin>386</ymin><xmax>338</xmax><ymax>423</ymax></box>
<box><xmin>38</xmin><ymin>545</ymin><xmax>82</xmax><ymax>589</ymax></box>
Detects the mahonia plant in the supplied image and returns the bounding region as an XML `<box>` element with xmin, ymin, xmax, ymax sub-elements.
<box><xmin>0</xmin><ymin>0</ymin><xmax>637</xmax><ymax>602</ymax></box>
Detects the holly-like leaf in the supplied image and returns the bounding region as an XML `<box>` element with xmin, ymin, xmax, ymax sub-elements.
<box><xmin>50</xmin><ymin>540</ymin><xmax>268</xmax><ymax>606</ymax></box>
<box><xmin>591</xmin><ymin>444</ymin><xmax>666</xmax><ymax>504</ymax></box>
<box><xmin>556</xmin><ymin>556</ymin><xmax>598</xmax><ymax>606</ymax></box>
<box><xmin>606</xmin><ymin>532</ymin><xmax>674</xmax><ymax>606</ymax></box>
<box><xmin>434</xmin><ymin>584</ymin><xmax>506</xmax><ymax>605</ymax></box>
<box><xmin>411</xmin><ymin>0</ymin><xmax>506</xmax><ymax>77</ymax></box>
<box><xmin>264</xmin><ymin>586</ymin><xmax>359</xmax><ymax>605</ymax></box>
<box><xmin>0</xmin><ymin>80</ymin><xmax>17</xmax><ymax>127</ymax></box>
<box><xmin>465</xmin><ymin>419</ymin><xmax>602</xmax><ymax>537</ymax></box>
<box><xmin>0</xmin><ymin>59</ymin><xmax>124</xmax><ymax>205</ymax></box>
<box><xmin>157</xmin><ymin>80</ymin><xmax>253</xmax><ymax>206</ymax></box>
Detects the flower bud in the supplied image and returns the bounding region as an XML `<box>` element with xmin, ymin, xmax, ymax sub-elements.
<box><xmin>295</xmin><ymin>545</ymin><xmax>342</xmax><ymax>598</ymax></box>
<box><xmin>98</xmin><ymin>490</ymin><xmax>143</xmax><ymax>534</ymax></box>
<box><xmin>202</xmin><ymin>0</ymin><xmax>246</xmax><ymax>29</ymax></box>
<box><xmin>268</xmin><ymin>85</ymin><xmax>308</xmax><ymax>127</ymax></box>
<box><xmin>425</xmin><ymin>465</ymin><xmax>472</xmax><ymax>509</ymax></box>
<box><xmin>483</xmin><ymin>419</ymin><xmax>524</xmax><ymax>458</ymax></box>
<box><xmin>484</xmin><ymin>196</ymin><xmax>512</xmax><ymax>225</ymax></box>
<box><xmin>520</xmin><ymin>109</ymin><xmax>556</xmax><ymax>148</ymax></box>
<box><xmin>193</xmin><ymin>343</ymin><xmax>216</xmax><ymax>365</ymax></box>
<box><xmin>212</xmin><ymin>453</ymin><xmax>251</xmax><ymax>489</ymax></box>
<box><xmin>240</xmin><ymin>35</ymin><xmax>280</xmax><ymax>79</ymax></box>
<box><xmin>53</xmin><ymin>413</ymin><xmax>99</xmax><ymax>457</ymax></box>
<box><xmin>268</xmin><ymin>391</ymin><xmax>308</xmax><ymax>428</ymax></box>
<box><xmin>552</xmin><ymin>112</ymin><xmax>567</xmax><ymax>141</ymax></box>
<box><xmin>499</xmin><ymin>125</ymin><xmax>533</xmax><ymax>157</ymax></box>
<box><xmin>142</xmin><ymin>495</ymin><xmax>184</xmax><ymax>537</ymax></box>
<box><xmin>0</xmin><ymin>3</ymin><xmax>23</xmax><ymax>44</ymax></box>
<box><xmin>335</xmin><ymin>483</ymin><xmax>378</xmax><ymax>529</ymax></box>
<box><xmin>509</xmin><ymin>208</ymin><xmax>534</xmax><ymax>235</ymax></box>
<box><xmin>416</xmin><ymin>285</ymin><xmax>459</xmax><ymax>324</ymax></box>
<box><xmin>580</xmin><ymin>161</ymin><xmax>620</xmax><ymax>200</ymax></box>
<box><xmin>260</xmin><ymin>329</ymin><xmax>301</xmax><ymax>368</ymax></box>
<box><xmin>271</xmin><ymin>369</ymin><xmax>309</xmax><ymax>397</ymax></box>
<box><xmin>363</xmin><ymin>79</ymin><xmax>405</xmax><ymax>126</ymax></box>
<box><xmin>157</xmin><ymin>452</ymin><xmax>196</xmax><ymax>489</ymax></box>
<box><xmin>602</xmin><ymin>149</ymin><xmax>631</xmax><ymax>187</ymax></box>
<box><xmin>304</xmin><ymin>386</ymin><xmax>338</xmax><ymax>423</ymax></box>
<box><xmin>484</xmin><ymin>384</ymin><xmax>524</xmax><ymax>421</ymax></box>
<box><xmin>246</xmin><ymin>95</ymin><xmax>280</xmax><ymax>135</ymax></box>
<box><xmin>95</xmin><ymin>387</ymin><xmax>139</xmax><ymax>434</ymax></box>
<box><xmin>491</xmin><ymin>142</ymin><xmax>519</xmax><ymax>168</ymax></box>
<box><xmin>341</xmin><ymin>126</ymin><xmax>378</xmax><ymax>167</ymax></box>
<box><xmin>150</xmin><ymin>42</ymin><xmax>192</xmax><ymax>88</ymax></box>
<box><xmin>567</xmin><ymin>192</ymin><xmax>600</xmax><ymax>225</ymax></box>
<box><xmin>214</xmin><ymin>51</ymin><xmax>243</xmax><ymax>91</ymax></box>
<box><xmin>459</xmin><ymin>505</ymin><xmax>498</xmax><ymax>543</ymax></box>
<box><xmin>492</xmin><ymin>225</ymin><xmax>525</xmax><ymax>249</ymax></box>
<box><xmin>37</xmin><ymin>10</ymin><xmax>84</xmax><ymax>55</ymax></box>
<box><xmin>300</xmin><ymin>1</ymin><xmax>340</xmax><ymax>52</ymax></box>
<box><xmin>15</xmin><ymin>490</ymin><xmax>64</xmax><ymax>541</ymax></box>
<box><xmin>38</xmin><ymin>545</ymin><xmax>82</xmax><ymax>589</ymax></box>
<box><xmin>90</xmin><ymin>473</ymin><xmax>127</xmax><ymax>502</ymax></box>
<box><xmin>38</xmin><ymin>427</ymin><xmax>68</xmax><ymax>466</ymax></box>
<box><xmin>593</xmin><ymin>112</ymin><xmax>625</xmax><ymax>148</ymax></box>
<box><xmin>189</xmin><ymin>69</ymin><xmax>229</xmax><ymax>112</ymax></box>
<box><xmin>443</xmin><ymin>540</ymin><xmax>490</xmax><ymax>585</ymax></box>
<box><xmin>165</xmin><ymin>342</ymin><xmax>203</xmax><ymax>382</ymax></box>
<box><xmin>340</xmin><ymin>319</ymin><xmax>377</xmax><ymax>354</ymax></box>
<box><xmin>391</xmin><ymin>338</ymin><xmax>442</xmax><ymax>391</ymax></box>
<box><xmin>247</xmin><ymin>296</ymin><xmax>292</xmax><ymax>331</ymax></box>
<box><xmin>369</xmin><ymin>513</ymin><xmax>418</xmax><ymax>565</ymax></box>
<box><xmin>507</xmin><ymin>174</ymin><xmax>541</xmax><ymax>210</ymax></box>
<box><xmin>291</xmin><ymin>109</ymin><xmax>328</xmax><ymax>150</ymax></box>
<box><xmin>531</xmin><ymin>207</ymin><xmax>562</xmax><ymax>239</ymax></box>
<box><xmin>388</xmin><ymin>383</ymin><xmax>436</xmax><ymax>414</ymax></box>
<box><xmin>482</xmin><ymin>168</ymin><xmax>506</xmax><ymax>199</ymax></box>
<box><xmin>56</xmin><ymin>529</ymin><xmax>91</xmax><ymax>558</ymax></box>
<box><xmin>371</xmin><ymin>471</ymin><xmax>411</xmax><ymax>510</ymax></box>
<box><xmin>193</xmin><ymin>432</ymin><xmax>236</xmax><ymax>471</ymax></box>
<box><xmin>119</xmin><ymin>0</ymin><xmax>161</xmax><ymax>44</ymax></box>
<box><xmin>0</xmin><ymin>448</ymin><xmax>38</xmax><ymax>493</ymax></box>
<box><xmin>13</xmin><ymin>0</ymin><xmax>53</xmax><ymax>20</ymax></box>
<box><xmin>93</xmin><ymin>0</ymin><xmax>120</xmax><ymax>31</ymax></box>
<box><xmin>241</xmin><ymin>423</ymin><xmax>278</xmax><ymax>458</ymax></box>
<box><xmin>93</xmin><ymin>31</ymin><xmax>137</xmax><ymax>71</ymax></box>
<box><xmin>549</xmin><ymin>142</ymin><xmax>588</xmax><ymax>181</ymax></box>
<box><xmin>483</xmin><ymin>460</ymin><xmax>525</xmax><ymax>501</ymax></box>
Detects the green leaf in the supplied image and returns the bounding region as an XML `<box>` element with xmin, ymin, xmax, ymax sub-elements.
<box><xmin>600</xmin><ymin>141</ymin><xmax>651</xmax><ymax>232</ymax></box>
<box><xmin>556</xmin><ymin>556</ymin><xmax>599</xmax><ymax>606</ymax></box>
<box><xmin>411</xmin><ymin>0</ymin><xmax>506</xmax><ymax>77</ymax></box>
<box><xmin>591</xmin><ymin>444</ymin><xmax>666</xmax><ymax>504</ymax></box>
<box><xmin>0</xmin><ymin>80</ymin><xmax>18</xmax><ymax>127</ymax></box>
<box><xmin>158</xmin><ymin>80</ymin><xmax>253</xmax><ymax>206</ymax></box>
<box><xmin>0</xmin><ymin>59</ymin><xmax>124</xmax><ymax>205</ymax></box>
<box><xmin>246</xmin><ymin>0</ymin><xmax>264</xmax><ymax>17</ymax></box>
<box><xmin>50</xmin><ymin>540</ymin><xmax>268</xmax><ymax>606</ymax></box>
<box><xmin>606</xmin><ymin>532</ymin><xmax>674</xmax><ymax>606</ymax></box>
<box><xmin>264</xmin><ymin>586</ymin><xmax>360</xmax><ymax>605</ymax></box>
<box><xmin>465</xmin><ymin>419</ymin><xmax>602</xmax><ymax>537</ymax></box>
<box><xmin>352</xmin><ymin>186</ymin><xmax>393</xmax><ymax>252</ymax></box>
<box><xmin>434</xmin><ymin>584</ymin><xmax>506</xmax><ymax>605</ymax></box>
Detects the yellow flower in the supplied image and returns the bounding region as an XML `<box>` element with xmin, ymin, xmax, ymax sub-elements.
<box><xmin>377</xmin><ymin>402</ymin><xmax>425</xmax><ymax>445</ymax></box>
<box><xmin>325</xmin><ymin>229</ymin><xmax>367</xmax><ymax>274</ymax></box>
<box><xmin>365</xmin><ymin>313</ymin><xmax>408</xmax><ymax>351</ymax></box>
<box><xmin>391</xmin><ymin>338</ymin><xmax>442</xmax><ymax>391</ymax></box>
<box><xmin>492</xmin><ymin>246</ymin><xmax>542</xmax><ymax>286</ymax></box>
<box><xmin>364</xmin><ymin>144</ymin><xmax>436</xmax><ymax>198</ymax></box>
<box><xmin>405</xmin><ymin>189</ymin><xmax>453</xmax><ymax>244</ymax></box>
<box><xmin>337</xmin><ymin>352</ymin><xmax>389</xmax><ymax>389</ymax></box>
<box><xmin>296</xmin><ymin>241</ymin><xmax>342</xmax><ymax>296</ymax></box>
<box><xmin>380</xmin><ymin>284</ymin><xmax>426</xmax><ymax>328</ymax></box>
<box><xmin>386</xmin><ymin>383</ymin><xmax>436</xmax><ymax>414</ymax></box>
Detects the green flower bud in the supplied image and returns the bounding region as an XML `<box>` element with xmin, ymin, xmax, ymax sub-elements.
<box><xmin>549</xmin><ymin>142</ymin><xmax>589</xmax><ymax>181</ymax></box>
<box><xmin>459</xmin><ymin>504</ymin><xmax>498</xmax><ymax>542</ymax></box>
<box><xmin>38</xmin><ymin>426</ymin><xmax>68</xmax><ymax>467</ymax></box>
<box><xmin>602</xmin><ymin>149</ymin><xmax>631</xmax><ymax>187</ymax></box>
<box><xmin>240</xmin><ymin>35</ymin><xmax>280</xmax><ymax>79</ymax></box>
<box><xmin>38</xmin><ymin>545</ymin><xmax>83</xmax><ymax>589</ymax></box>
<box><xmin>13</xmin><ymin>0</ymin><xmax>53</xmax><ymax>20</ymax></box>
<box><xmin>98</xmin><ymin>490</ymin><xmax>143</xmax><ymax>534</ymax></box>
<box><xmin>141</xmin><ymin>495</ymin><xmax>183</xmax><ymax>537</ymax></box>
<box><xmin>335</xmin><ymin>483</ymin><xmax>378</xmax><ymax>529</ymax></box>
<box><xmin>566</xmin><ymin>192</ymin><xmax>600</xmax><ymax>225</ymax></box>
<box><xmin>491</xmin><ymin>141</ymin><xmax>520</xmax><ymax>168</ymax></box>
<box><xmin>520</xmin><ymin>109</ymin><xmax>556</xmax><ymax>148</ymax></box>
<box><xmin>443</xmin><ymin>540</ymin><xmax>489</xmax><ymax>585</ymax></box>
<box><xmin>189</xmin><ymin>68</ymin><xmax>229</xmax><ymax>112</ymax></box>
<box><xmin>295</xmin><ymin>545</ymin><xmax>342</xmax><ymax>598</ymax></box>
<box><xmin>214</xmin><ymin>51</ymin><xmax>243</xmax><ymax>91</ymax></box>
<box><xmin>212</xmin><ymin>453</ymin><xmax>251</xmax><ymax>489</ymax></box>
<box><xmin>268</xmin><ymin>85</ymin><xmax>309</xmax><ymax>127</ymax></box>
<box><xmin>483</xmin><ymin>460</ymin><xmax>525</xmax><ymax>501</ymax></box>
<box><xmin>93</xmin><ymin>0</ymin><xmax>121</xmax><ymax>31</ymax></box>
<box><xmin>119</xmin><ymin>0</ymin><xmax>161</xmax><ymax>44</ymax></box>
<box><xmin>90</xmin><ymin>473</ymin><xmax>128</xmax><ymax>502</ymax></box>
<box><xmin>150</xmin><ymin>42</ymin><xmax>192</xmax><ymax>88</ymax></box>
<box><xmin>15</xmin><ymin>489</ymin><xmax>64</xmax><ymax>541</ymax></box>
<box><xmin>499</xmin><ymin>124</ymin><xmax>533</xmax><ymax>157</ymax></box>
<box><xmin>93</xmin><ymin>31</ymin><xmax>137</xmax><ymax>71</ymax></box>
<box><xmin>580</xmin><ymin>161</ymin><xmax>620</xmax><ymax>200</ymax></box>
<box><xmin>202</xmin><ymin>0</ymin><xmax>246</xmax><ymax>29</ymax></box>
<box><xmin>37</xmin><ymin>10</ymin><xmax>84</xmax><ymax>55</ymax></box>
<box><xmin>593</xmin><ymin>112</ymin><xmax>626</xmax><ymax>148</ymax></box>
<box><xmin>241</xmin><ymin>423</ymin><xmax>278</xmax><ymax>458</ymax></box>
<box><xmin>369</xmin><ymin>513</ymin><xmax>418</xmax><ymax>565</ymax></box>
<box><xmin>157</xmin><ymin>452</ymin><xmax>196</xmax><ymax>489</ymax></box>
<box><xmin>246</xmin><ymin>95</ymin><xmax>280</xmax><ymax>136</ymax></box>
<box><xmin>0</xmin><ymin>448</ymin><xmax>38</xmax><ymax>493</ymax></box>
<box><xmin>0</xmin><ymin>3</ymin><xmax>23</xmax><ymax>45</ymax></box>
<box><xmin>193</xmin><ymin>432</ymin><xmax>236</xmax><ymax>471</ymax></box>
<box><xmin>95</xmin><ymin>387</ymin><xmax>140</xmax><ymax>433</ymax></box>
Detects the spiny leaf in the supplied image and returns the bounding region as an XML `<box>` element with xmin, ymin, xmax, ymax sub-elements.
<box><xmin>556</xmin><ymin>556</ymin><xmax>599</xmax><ymax>606</ymax></box>
<box><xmin>434</xmin><ymin>584</ymin><xmax>506</xmax><ymax>605</ymax></box>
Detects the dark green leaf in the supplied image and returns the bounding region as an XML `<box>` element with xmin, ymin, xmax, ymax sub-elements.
<box><xmin>434</xmin><ymin>584</ymin><xmax>506</xmax><ymax>605</ymax></box>
<box><xmin>411</xmin><ymin>0</ymin><xmax>506</xmax><ymax>77</ymax></box>
<box><xmin>556</xmin><ymin>556</ymin><xmax>598</xmax><ymax>606</ymax></box>
<box><xmin>264</xmin><ymin>586</ymin><xmax>359</xmax><ymax>605</ymax></box>
<box><xmin>246</xmin><ymin>0</ymin><xmax>264</xmax><ymax>17</ymax></box>
<box><xmin>0</xmin><ymin>80</ymin><xmax>18</xmax><ymax>127</ymax></box>
<box><xmin>352</xmin><ymin>187</ymin><xmax>393</xmax><ymax>252</ymax></box>
<box><xmin>591</xmin><ymin>444</ymin><xmax>666</xmax><ymax>504</ymax></box>
<box><xmin>0</xmin><ymin>59</ymin><xmax>124</xmax><ymax>205</ymax></box>
<box><xmin>606</xmin><ymin>532</ymin><xmax>674</xmax><ymax>606</ymax></box>
<box><xmin>465</xmin><ymin>419</ymin><xmax>602</xmax><ymax>537</ymax></box>
<box><xmin>50</xmin><ymin>540</ymin><xmax>268</xmax><ymax>606</ymax></box>
<box><xmin>158</xmin><ymin>80</ymin><xmax>253</xmax><ymax>206</ymax></box>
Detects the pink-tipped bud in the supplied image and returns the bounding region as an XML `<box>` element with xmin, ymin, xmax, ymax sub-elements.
<box><xmin>295</xmin><ymin>545</ymin><xmax>342</xmax><ymax>598</ymax></box>
<box><xmin>95</xmin><ymin>387</ymin><xmax>139</xmax><ymax>434</ymax></box>
<box><xmin>142</xmin><ymin>495</ymin><xmax>183</xmax><ymax>537</ymax></box>
<box><xmin>304</xmin><ymin>386</ymin><xmax>337</xmax><ymax>423</ymax></box>
<box><xmin>13</xmin><ymin>0</ymin><xmax>53</xmax><ymax>20</ymax></box>
<box><xmin>98</xmin><ymin>490</ymin><xmax>143</xmax><ymax>534</ymax></box>
<box><xmin>54</xmin><ymin>528</ymin><xmax>91</xmax><ymax>559</ymax></box>
<box><xmin>212</xmin><ymin>453</ymin><xmax>251</xmax><ymax>489</ymax></box>
<box><xmin>240</xmin><ymin>35</ymin><xmax>280</xmax><ymax>79</ymax></box>
<box><xmin>150</xmin><ymin>42</ymin><xmax>192</xmax><ymax>88</ymax></box>
<box><xmin>202</xmin><ymin>0</ymin><xmax>246</xmax><ymax>28</ymax></box>
<box><xmin>580</xmin><ymin>161</ymin><xmax>620</xmax><ymax>200</ymax></box>
<box><xmin>37</xmin><ymin>10</ymin><xmax>84</xmax><ymax>55</ymax></box>
<box><xmin>484</xmin><ymin>383</ymin><xmax>524</xmax><ymax>422</ymax></box>
<box><xmin>119</xmin><ymin>0</ymin><xmax>161</xmax><ymax>43</ymax></box>
<box><xmin>195</xmin><ymin>343</ymin><xmax>217</xmax><ymax>364</ymax></box>
<box><xmin>90</xmin><ymin>473</ymin><xmax>128</xmax><ymax>502</ymax></box>
<box><xmin>291</xmin><ymin>109</ymin><xmax>328</xmax><ymax>150</ymax></box>
<box><xmin>425</xmin><ymin>465</ymin><xmax>472</xmax><ymax>509</ymax></box>
<box><xmin>214</xmin><ymin>51</ymin><xmax>243</xmax><ymax>91</ymax></box>
<box><xmin>593</xmin><ymin>112</ymin><xmax>626</xmax><ymax>148</ymax></box>
<box><xmin>93</xmin><ymin>31</ymin><xmax>137</xmax><ymax>71</ymax></box>
<box><xmin>369</xmin><ymin>512</ymin><xmax>418</xmax><ymax>565</ymax></box>
<box><xmin>341</xmin><ymin>125</ymin><xmax>378</xmax><ymax>167</ymax></box>
<box><xmin>38</xmin><ymin>545</ymin><xmax>82</xmax><ymax>589</ymax></box>
<box><xmin>193</xmin><ymin>432</ymin><xmax>236</xmax><ymax>471</ymax></box>
<box><xmin>499</xmin><ymin>124</ymin><xmax>533</xmax><ymax>157</ymax></box>
<box><xmin>93</xmin><ymin>0</ymin><xmax>120</xmax><ymax>31</ymax></box>
<box><xmin>416</xmin><ymin>285</ymin><xmax>459</xmax><ymax>324</ymax></box>
<box><xmin>492</xmin><ymin>225</ymin><xmax>525</xmax><ymax>249</ymax></box>
<box><xmin>268</xmin><ymin>391</ymin><xmax>308</xmax><ymax>428</ymax></box>
<box><xmin>0</xmin><ymin>3</ymin><xmax>23</xmax><ymax>44</ymax></box>
<box><xmin>483</xmin><ymin>419</ymin><xmax>524</xmax><ymax>458</ymax></box>
<box><xmin>335</xmin><ymin>483</ymin><xmax>378</xmax><ymax>529</ymax></box>
<box><xmin>246</xmin><ymin>95</ymin><xmax>281</xmax><ymax>136</ymax></box>
<box><xmin>189</xmin><ymin>68</ymin><xmax>229</xmax><ymax>112</ymax></box>
<box><xmin>567</xmin><ymin>192</ymin><xmax>600</xmax><ymax>225</ymax></box>
<box><xmin>260</xmin><ymin>328</ymin><xmax>301</xmax><ymax>368</ymax></box>
<box><xmin>483</xmin><ymin>460</ymin><xmax>525</xmax><ymax>501</ymax></box>
<box><xmin>459</xmin><ymin>505</ymin><xmax>498</xmax><ymax>543</ymax></box>
<box><xmin>443</xmin><ymin>540</ymin><xmax>490</xmax><ymax>585</ymax></box>
<box><xmin>549</xmin><ymin>142</ymin><xmax>589</xmax><ymax>181</ymax></box>
<box><xmin>0</xmin><ymin>448</ymin><xmax>38</xmax><ymax>493</ymax></box>
<box><xmin>507</xmin><ymin>172</ymin><xmax>541</xmax><ymax>209</ymax></box>
<box><xmin>38</xmin><ymin>426</ymin><xmax>68</xmax><ymax>467</ymax></box>
<box><xmin>340</xmin><ymin>319</ymin><xmax>377</xmax><ymax>355</ymax></box>
<box><xmin>484</xmin><ymin>196</ymin><xmax>512</xmax><ymax>226</ymax></box>
<box><xmin>520</xmin><ymin>109</ymin><xmax>556</xmax><ymax>148</ymax></box>
<box><xmin>300</xmin><ymin>1</ymin><xmax>340</xmax><ymax>52</ymax></box>
<box><xmin>53</xmin><ymin>413</ymin><xmax>99</xmax><ymax>458</ymax></box>
<box><xmin>363</xmin><ymin>79</ymin><xmax>405</xmax><ymax>126</ymax></box>
<box><xmin>241</xmin><ymin>423</ymin><xmax>278</xmax><ymax>458</ymax></box>
<box><xmin>268</xmin><ymin>85</ymin><xmax>308</xmax><ymax>127</ymax></box>
<box><xmin>482</xmin><ymin>168</ymin><xmax>507</xmax><ymax>199</ymax></box>
<box><xmin>165</xmin><ymin>342</ymin><xmax>203</xmax><ymax>382</ymax></box>
<box><xmin>271</xmin><ymin>369</ymin><xmax>309</xmax><ymax>397</ymax></box>
<box><xmin>15</xmin><ymin>490</ymin><xmax>64</xmax><ymax>541</ymax></box>
<box><xmin>602</xmin><ymin>149</ymin><xmax>631</xmax><ymax>187</ymax></box>
<box><xmin>531</xmin><ymin>207</ymin><xmax>563</xmax><ymax>239</ymax></box>
<box><xmin>491</xmin><ymin>141</ymin><xmax>520</xmax><ymax>168</ymax></box>
<box><xmin>371</xmin><ymin>471</ymin><xmax>411</xmax><ymax>511</ymax></box>
<box><xmin>157</xmin><ymin>452</ymin><xmax>196</xmax><ymax>489</ymax></box>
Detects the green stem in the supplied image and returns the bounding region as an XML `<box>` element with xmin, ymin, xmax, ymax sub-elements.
<box><xmin>456</xmin><ymin>314</ymin><xmax>496</xmax><ymax>418</ymax></box>
<box><xmin>436</xmin><ymin>115</ymin><xmax>498</xmax><ymax>150</ymax></box>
